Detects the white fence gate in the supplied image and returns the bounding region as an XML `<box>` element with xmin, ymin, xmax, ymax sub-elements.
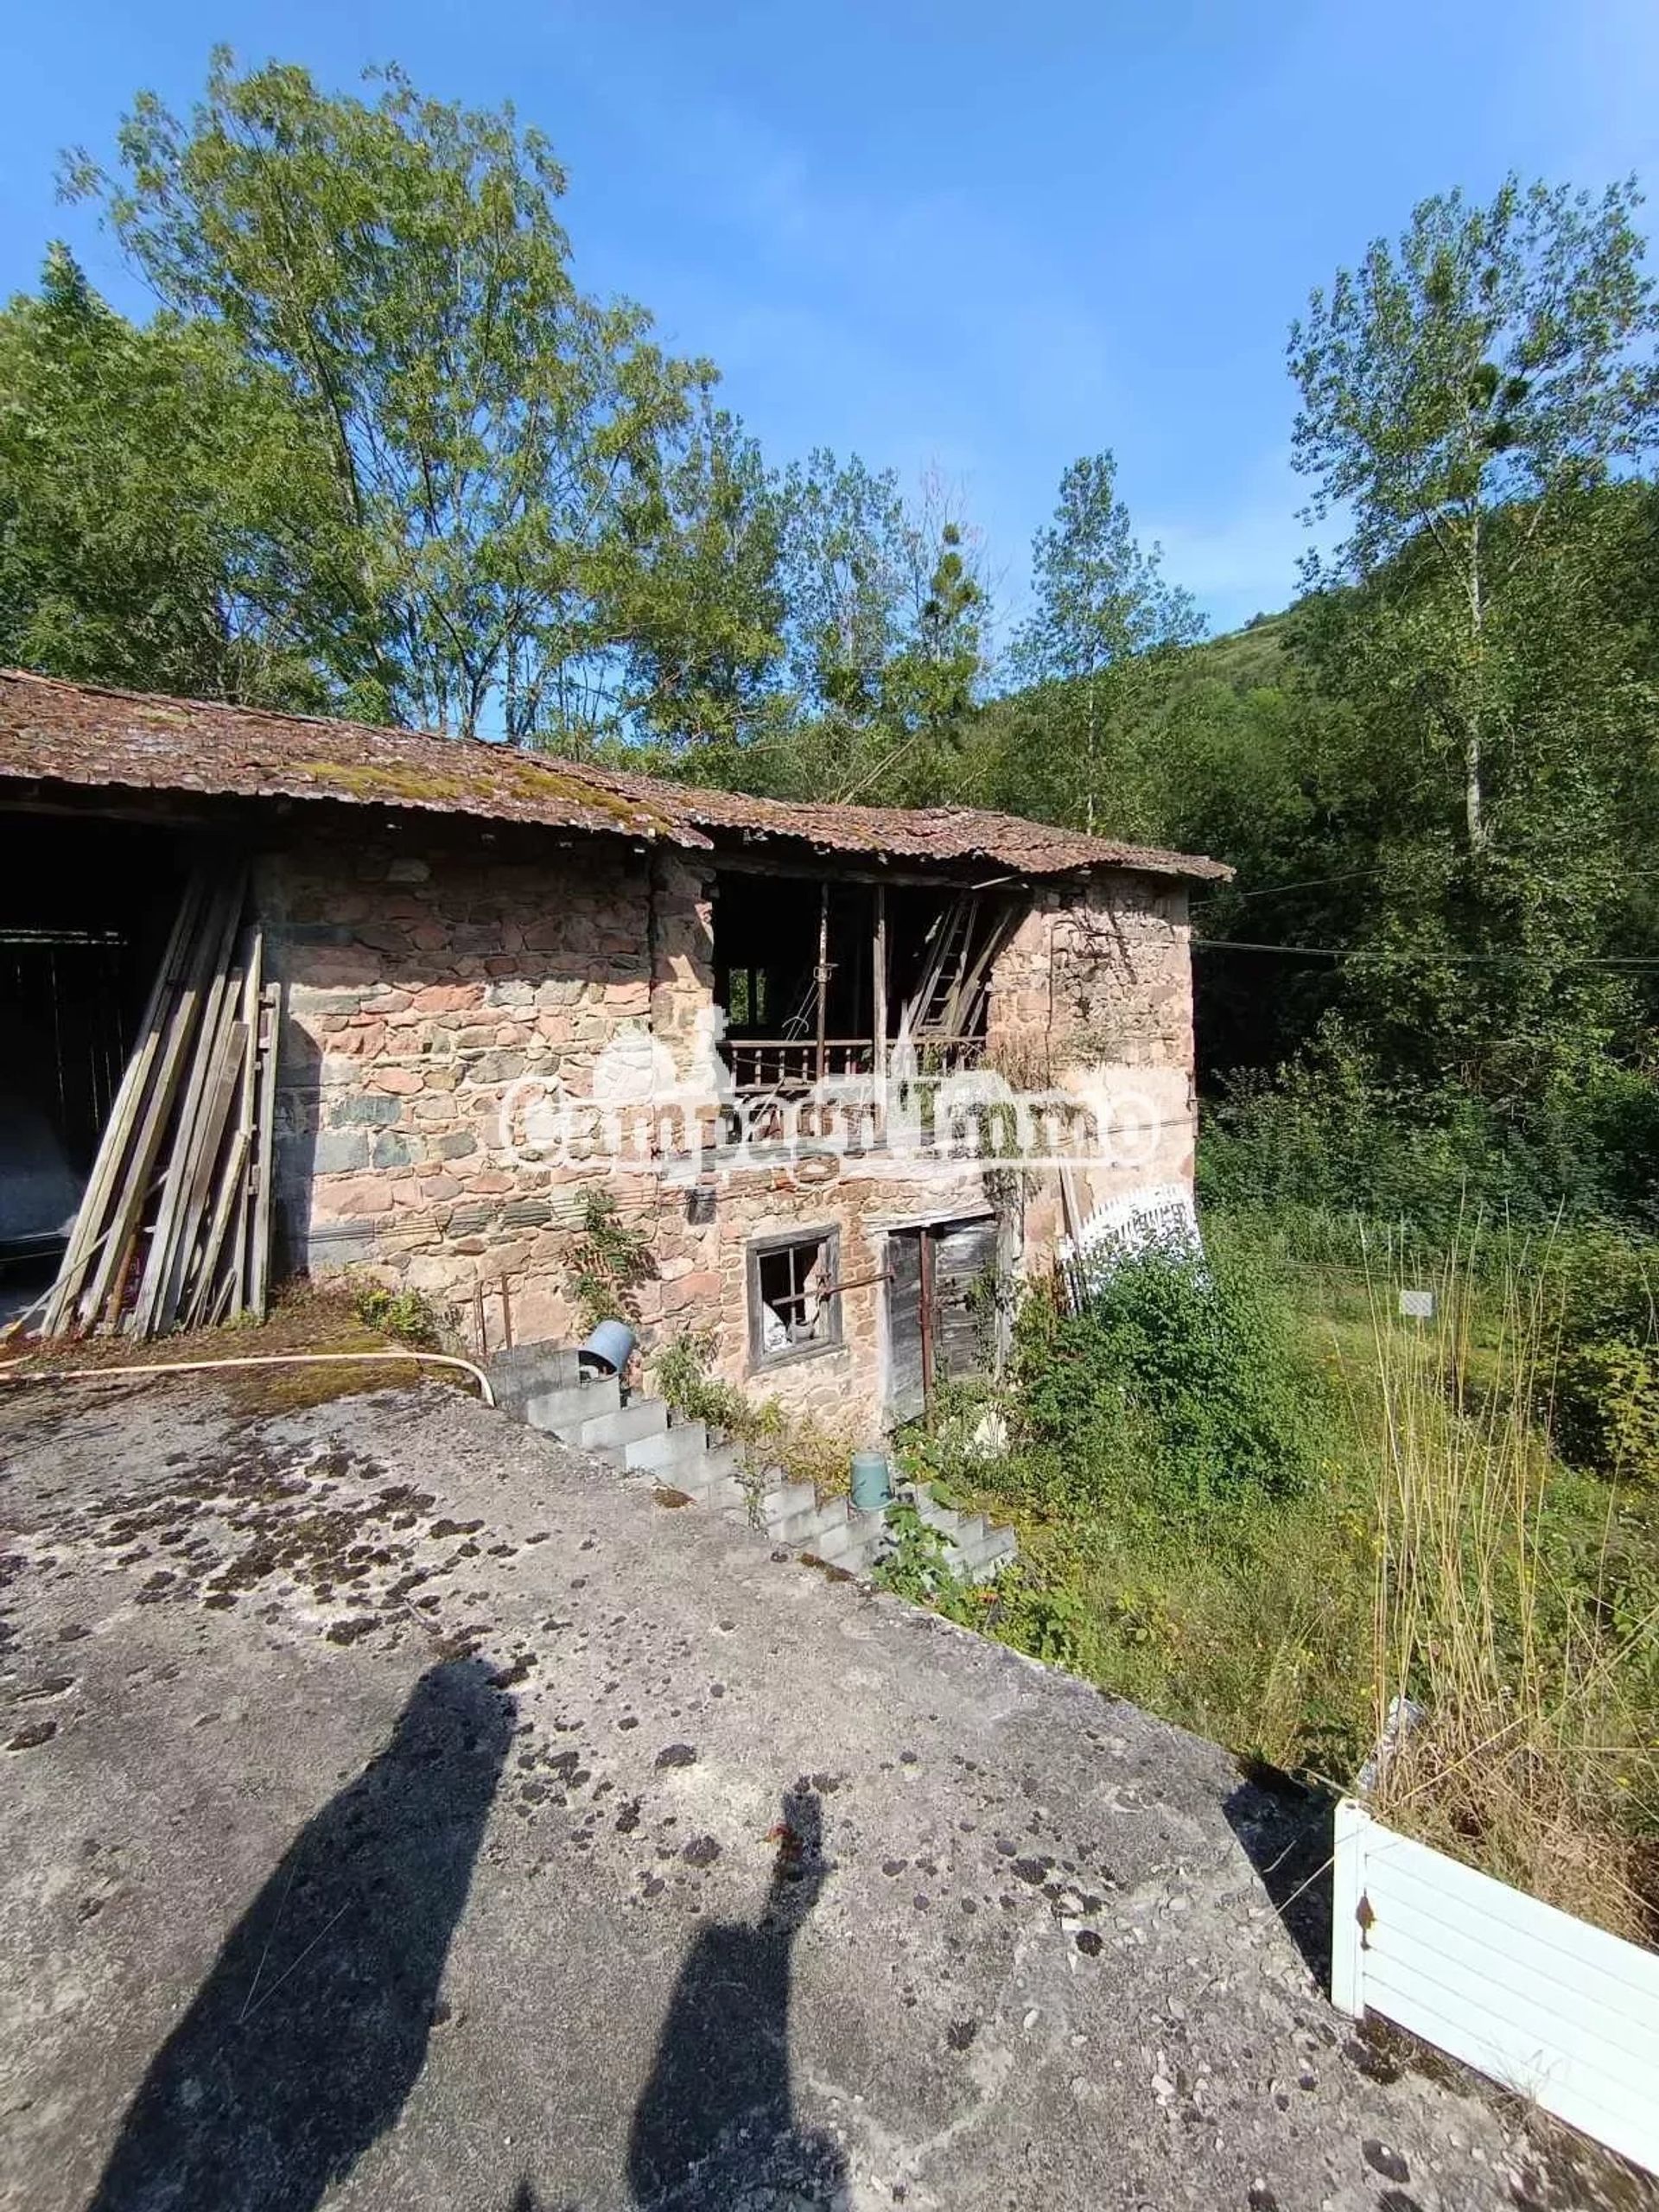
<box><xmin>1332</xmin><ymin>1799</ymin><xmax>1659</xmax><ymax>2176</ymax></box>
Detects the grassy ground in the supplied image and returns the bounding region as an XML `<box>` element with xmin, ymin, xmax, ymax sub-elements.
<box><xmin>899</xmin><ymin>1212</ymin><xmax>1659</xmax><ymax>1937</ymax></box>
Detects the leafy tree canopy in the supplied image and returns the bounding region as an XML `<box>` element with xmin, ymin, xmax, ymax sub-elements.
<box><xmin>65</xmin><ymin>52</ymin><xmax>752</xmax><ymax>743</ymax></box>
<box><xmin>0</xmin><ymin>244</ymin><xmax>346</xmax><ymax>706</ymax></box>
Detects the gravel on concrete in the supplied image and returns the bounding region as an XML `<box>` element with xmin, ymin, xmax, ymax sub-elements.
<box><xmin>0</xmin><ymin>1377</ymin><xmax>1648</xmax><ymax>2212</ymax></box>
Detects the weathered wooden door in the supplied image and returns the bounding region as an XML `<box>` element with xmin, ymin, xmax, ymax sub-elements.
<box><xmin>884</xmin><ymin>1215</ymin><xmax>998</xmax><ymax>1423</ymax></box>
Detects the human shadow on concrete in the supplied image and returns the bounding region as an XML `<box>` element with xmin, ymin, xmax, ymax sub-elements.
<box><xmin>1224</xmin><ymin>1764</ymin><xmax>1336</xmax><ymax>1989</ymax></box>
<box><xmin>86</xmin><ymin>1658</ymin><xmax>513</xmax><ymax>2212</ymax></box>
<box><xmin>626</xmin><ymin>1784</ymin><xmax>849</xmax><ymax>2211</ymax></box>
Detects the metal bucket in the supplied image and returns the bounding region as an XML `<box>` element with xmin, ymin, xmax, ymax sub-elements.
<box><xmin>578</xmin><ymin>1319</ymin><xmax>637</xmax><ymax>1376</ymax></box>
<box><xmin>849</xmin><ymin>1450</ymin><xmax>892</xmax><ymax>1511</ymax></box>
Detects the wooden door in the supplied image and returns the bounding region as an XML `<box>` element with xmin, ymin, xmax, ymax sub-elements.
<box><xmin>883</xmin><ymin>1215</ymin><xmax>998</xmax><ymax>1424</ymax></box>
<box><xmin>885</xmin><ymin>1228</ymin><xmax>926</xmax><ymax>1423</ymax></box>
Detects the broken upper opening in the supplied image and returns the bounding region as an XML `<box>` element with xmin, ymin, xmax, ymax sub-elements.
<box><xmin>710</xmin><ymin>871</ymin><xmax>1018</xmax><ymax>1096</ymax></box>
<box><xmin>0</xmin><ymin>812</ymin><xmax>189</xmax><ymax>1320</ymax></box>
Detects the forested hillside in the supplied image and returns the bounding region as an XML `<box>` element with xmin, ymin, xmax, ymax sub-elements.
<box><xmin>5</xmin><ymin>54</ymin><xmax>1659</xmax><ymax>1227</ymax></box>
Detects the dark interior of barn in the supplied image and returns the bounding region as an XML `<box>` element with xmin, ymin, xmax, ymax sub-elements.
<box><xmin>709</xmin><ymin>871</ymin><xmax>1007</xmax><ymax>1093</ymax></box>
<box><xmin>0</xmin><ymin>811</ymin><xmax>187</xmax><ymax>1319</ymax></box>
<box><xmin>713</xmin><ymin>874</ymin><xmax>874</xmax><ymax>1056</ymax></box>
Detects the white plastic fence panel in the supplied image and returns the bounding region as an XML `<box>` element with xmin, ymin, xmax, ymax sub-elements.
<box><xmin>1332</xmin><ymin>1799</ymin><xmax>1659</xmax><ymax>2176</ymax></box>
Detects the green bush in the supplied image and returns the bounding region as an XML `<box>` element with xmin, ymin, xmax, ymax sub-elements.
<box><xmin>350</xmin><ymin>1283</ymin><xmax>443</xmax><ymax>1347</ymax></box>
<box><xmin>1011</xmin><ymin>1240</ymin><xmax>1321</xmax><ymax>1513</ymax></box>
<box><xmin>1199</xmin><ymin>1054</ymin><xmax>1659</xmax><ymax>1238</ymax></box>
<box><xmin>1552</xmin><ymin>1339</ymin><xmax>1659</xmax><ymax>1482</ymax></box>
<box><xmin>1541</xmin><ymin>1227</ymin><xmax>1659</xmax><ymax>1350</ymax></box>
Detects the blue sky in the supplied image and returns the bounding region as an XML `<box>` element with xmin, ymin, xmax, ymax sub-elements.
<box><xmin>4</xmin><ymin>1</ymin><xmax>1658</xmax><ymax>639</ymax></box>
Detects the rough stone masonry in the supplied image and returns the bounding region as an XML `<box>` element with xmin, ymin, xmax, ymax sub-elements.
<box><xmin>264</xmin><ymin>818</ymin><xmax>1198</xmax><ymax>1435</ymax></box>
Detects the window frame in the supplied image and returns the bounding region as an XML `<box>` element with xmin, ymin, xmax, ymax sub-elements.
<box><xmin>747</xmin><ymin>1225</ymin><xmax>843</xmax><ymax>1370</ymax></box>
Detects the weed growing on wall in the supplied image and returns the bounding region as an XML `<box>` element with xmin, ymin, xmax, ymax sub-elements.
<box><xmin>566</xmin><ymin>1187</ymin><xmax>658</xmax><ymax>1332</ymax></box>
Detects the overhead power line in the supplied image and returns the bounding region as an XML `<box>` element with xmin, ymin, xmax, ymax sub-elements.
<box><xmin>1191</xmin><ymin>868</ymin><xmax>1382</xmax><ymax>906</ymax></box>
<box><xmin>1192</xmin><ymin>937</ymin><xmax>1659</xmax><ymax>969</ymax></box>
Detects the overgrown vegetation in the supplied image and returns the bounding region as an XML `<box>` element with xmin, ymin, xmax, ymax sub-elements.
<box><xmin>896</xmin><ymin>1216</ymin><xmax>1659</xmax><ymax>1942</ymax></box>
<box><xmin>652</xmin><ymin>1328</ymin><xmax>855</xmax><ymax>1508</ymax></box>
<box><xmin>349</xmin><ymin>1283</ymin><xmax>445</xmax><ymax>1348</ymax></box>
<box><xmin>1363</xmin><ymin>1229</ymin><xmax>1659</xmax><ymax>1940</ymax></box>
<box><xmin>1012</xmin><ymin>1239</ymin><xmax>1321</xmax><ymax>1510</ymax></box>
<box><xmin>868</xmin><ymin>1499</ymin><xmax>972</xmax><ymax>1606</ymax></box>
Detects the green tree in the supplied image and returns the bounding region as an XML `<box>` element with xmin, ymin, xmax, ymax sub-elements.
<box><xmin>1287</xmin><ymin>178</ymin><xmax>1659</xmax><ymax>1096</ymax></box>
<box><xmin>1009</xmin><ymin>451</ymin><xmax>1204</xmax><ymax>830</ymax></box>
<box><xmin>1291</xmin><ymin>176</ymin><xmax>1659</xmax><ymax>864</ymax></box>
<box><xmin>775</xmin><ymin>448</ymin><xmax>912</xmax><ymax>726</ymax></box>
<box><xmin>859</xmin><ymin>513</ymin><xmax>988</xmax><ymax>803</ymax></box>
<box><xmin>613</xmin><ymin>405</ymin><xmax>787</xmax><ymax>771</ymax></box>
<box><xmin>67</xmin><ymin>52</ymin><xmax>728</xmax><ymax>742</ymax></box>
<box><xmin>0</xmin><ymin>245</ymin><xmax>343</xmax><ymax>705</ymax></box>
<box><xmin>762</xmin><ymin>454</ymin><xmax>990</xmax><ymax>804</ymax></box>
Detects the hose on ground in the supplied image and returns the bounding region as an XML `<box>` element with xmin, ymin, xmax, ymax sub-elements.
<box><xmin>0</xmin><ymin>1348</ymin><xmax>496</xmax><ymax>1408</ymax></box>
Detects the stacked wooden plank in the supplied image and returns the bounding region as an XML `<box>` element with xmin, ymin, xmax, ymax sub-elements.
<box><xmin>41</xmin><ymin>864</ymin><xmax>282</xmax><ymax>1338</ymax></box>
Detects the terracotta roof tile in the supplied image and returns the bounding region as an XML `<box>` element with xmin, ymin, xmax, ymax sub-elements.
<box><xmin>0</xmin><ymin>669</ymin><xmax>1229</xmax><ymax>881</ymax></box>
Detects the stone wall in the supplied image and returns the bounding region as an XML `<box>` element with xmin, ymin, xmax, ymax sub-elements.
<box><xmin>260</xmin><ymin>823</ymin><xmax>1193</xmax><ymax>1436</ymax></box>
<box><xmin>982</xmin><ymin>870</ymin><xmax>1194</xmax><ymax>1252</ymax></box>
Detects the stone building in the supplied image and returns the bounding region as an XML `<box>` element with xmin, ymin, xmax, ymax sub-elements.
<box><xmin>0</xmin><ymin>669</ymin><xmax>1226</xmax><ymax>1436</ymax></box>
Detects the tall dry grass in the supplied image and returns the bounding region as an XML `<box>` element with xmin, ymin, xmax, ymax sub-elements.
<box><xmin>1360</xmin><ymin>1224</ymin><xmax>1659</xmax><ymax>1945</ymax></box>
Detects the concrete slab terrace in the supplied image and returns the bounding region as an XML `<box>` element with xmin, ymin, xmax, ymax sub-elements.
<box><xmin>0</xmin><ymin>1379</ymin><xmax>1634</xmax><ymax>2211</ymax></box>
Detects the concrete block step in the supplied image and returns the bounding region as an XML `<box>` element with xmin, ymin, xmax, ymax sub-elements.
<box><xmin>758</xmin><ymin>1482</ymin><xmax>816</xmax><ymax>1527</ymax></box>
<box><xmin>693</xmin><ymin>1474</ymin><xmax>749</xmax><ymax>1513</ymax></box>
<box><xmin>800</xmin><ymin>1496</ymin><xmax>850</xmax><ymax>1537</ymax></box>
<box><xmin>524</xmin><ymin>1372</ymin><xmax>620</xmax><ymax>1439</ymax></box>
<box><xmin>912</xmin><ymin>1489</ymin><xmax>962</xmax><ymax>1532</ymax></box>
<box><xmin>624</xmin><ymin>1420</ymin><xmax>709</xmax><ymax>1474</ymax></box>
<box><xmin>490</xmin><ymin>1341</ymin><xmax>583</xmax><ymax>1393</ymax></box>
<box><xmin>959</xmin><ymin>1526</ymin><xmax>1019</xmax><ymax>1580</ymax></box>
<box><xmin>802</xmin><ymin>1516</ymin><xmax>864</xmax><ymax>1567</ymax></box>
<box><xmin>673</xmin><ymin>1447</ymin><xmax>745</xmax><ymax>1505</ymax></box>
<box><xmin>772</xmin><ymin>1506</ymin><xmax>826</xmax><ymax>1545</ymax></box>
<box><xmin>577</xmin><ymin>1396</ymin><xmax>670</xmax><ymax>1455</ymax></box>
<box><xmin>696</xmin><ymin>1442</ymin><xmax>744</xmax><ymax>1486</ymax></box>
<box><xmin>719</xmin><ymin>1485</ymin><xmax>774</xmax><ymax>1531</ymax></box>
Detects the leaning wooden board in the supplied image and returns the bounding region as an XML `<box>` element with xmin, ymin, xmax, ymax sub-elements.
<box><xmin>39</xmin><ymin>861</ymin><xmax>281</xmax><ymax>1339</ymax></box>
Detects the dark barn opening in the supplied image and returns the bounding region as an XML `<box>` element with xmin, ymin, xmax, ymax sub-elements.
<box><xmin>0</xmin><ymin>812</ymin><xmax>188</xmax><ymax>1320</ymax></box>
<box><xmin>713</xmin><ymin>874</ymin><xmax>876</xmax><ymax>1092</ymax></box>
<box><xmin>710</xmin><ymin>870</ymin><xmax>1015</xmax><ymax>1100</ymax></box>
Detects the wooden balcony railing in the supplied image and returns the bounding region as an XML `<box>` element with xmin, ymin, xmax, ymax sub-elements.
<box><xmin>722</xmin><ymin>1038</ymin><xmax>873</xmax><ymax>1093</ymax></box>
<box><xmin>721</xmin><ymin>1034</ymin><xmax>987</xmax><ymax>1096</ymax></box>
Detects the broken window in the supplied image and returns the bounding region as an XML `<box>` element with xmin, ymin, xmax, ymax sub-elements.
<box><xmin>748</xmin><ymin>1228</ymin><xmax>842</xmax><ymax>1367</ymax></box>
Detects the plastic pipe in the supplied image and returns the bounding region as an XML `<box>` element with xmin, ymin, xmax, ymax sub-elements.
<box><xmin>0</xmin><ymin>1348</ymin><xmax>496</xmax><ymax>1407</ymax></box>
